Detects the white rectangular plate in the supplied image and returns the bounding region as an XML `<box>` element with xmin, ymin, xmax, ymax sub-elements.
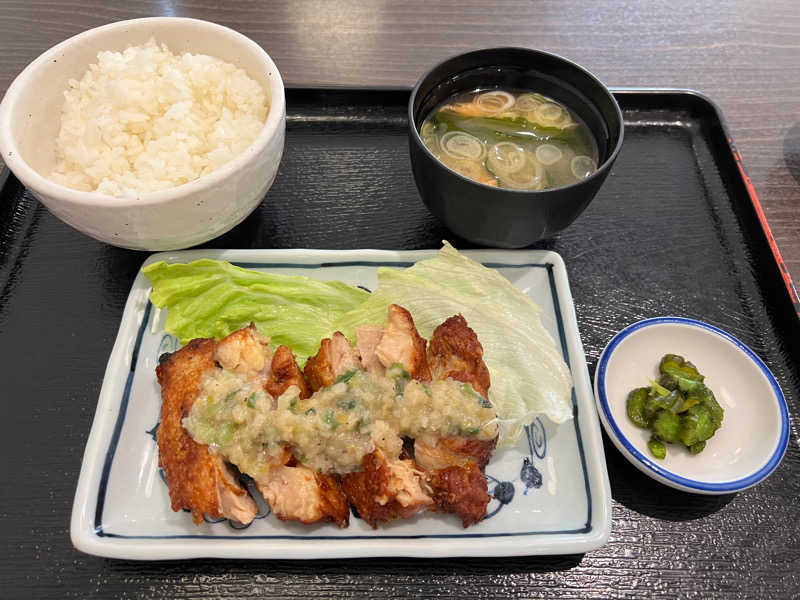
<box><xmin>71</xmin><ymin>248</ymin><xmax>611</xmax><ymax>559</ymax></box>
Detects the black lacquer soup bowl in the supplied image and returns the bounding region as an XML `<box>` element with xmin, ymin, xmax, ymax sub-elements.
<box><xmin>408</xmin><ymin>47</ymin><xmax>624</xmax><ymax>248</ymax></box>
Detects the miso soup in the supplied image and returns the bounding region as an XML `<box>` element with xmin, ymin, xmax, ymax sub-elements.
<box><xmin>419</xmin><ymin>89</ymin><xmax>599</xmax><ymax>190</ymax></box>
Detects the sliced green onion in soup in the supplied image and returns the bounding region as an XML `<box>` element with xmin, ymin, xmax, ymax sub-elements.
<box><xmin>534</xmin><ymin>103</ymin><xmax>566</xmax><ymax>125</ymax></box>
<box><xmin>473</xmin><ymin>90</ymin><xmax>516</xmax><ymax>115</ymax></box>
<box><xmin>496</xmin><ymin>153</ymin><xmax>544</xmax><ymax>190</ymax></box>
<box><xmin>555</xmin><ymin>114</ymin><xmax>576</xmax><ymax>129</ymax></box>
<box><xmin>422</xmin><ymin>133</ymin><xmax>439</xmax><ymax>154</ymax></box>
<box><xmin>530</xmin><ymin>103</ymin><xmax>574</xmax><ymax>130</ymax></box>
<box><xmin>535</xmin><ymin>144</ymin><xmax>563</xmax><ymax>166</ymax></box>
<box><xmin>486</xmin><ymin>142</ymin><xmax>528</xmax><ymax>176</ymax></box>
<box><xmin>514</xmin><ymin>93</ymin><xmax>546</xmax><ymax>112</ymax></box>
<box><xmin>440</xmin><ymin>131</ymin><xmax>486</xmax><ymax>161</ymax></box>
<box><xmin>420</xmin><ymin>121</ymin><xmax>441</xmax><ymax>153</ymax></box>
<box><xmin>571</xmin><ymin>155</ymin><xmax>597</xmax><ymax>179</ymax></box>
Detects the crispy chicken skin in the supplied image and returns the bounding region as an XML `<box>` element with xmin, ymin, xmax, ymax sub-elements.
<box><xmin>268</xmin><ymin>344</ymin><xmax>311</xmax><ymax>400</ymax></box>
<box><xmin>429</xmin><ymin>463</ymin><xmax>491</xmax><ymax>527</ymax></box>
<box><xmin>156</xmin><ymin>338</ymin><xmax>257</xmax><ymax>525</ymax></box>
<box><xmin>375</xmin><ymin>304</ymin><xmax>432</xmax><ymax>381</ymax></box>
<box><xmin>304</xmin><ymin>332</ymin><xmax>362</xmax><ymax>391</ymax></box>
<box><xmin>341</xmin><ymin>450</ymin><xmax>433</xmax><ymax>528</ymax></box>
<box><xmin>415</xmin><ymin>314</ymin><xmax>496</xmax><ymax>526</ymax></box>
<box><xmin>441</xmin><ymin>436</ymin><xmax>497</xmax><ymax>469</ymax></box>
<box><xmin>414</xmin><ymin>435</ymin><xmax>498</xmax><ymax>471</ymax></box>
<box><xmin>413</xmin><ymin>436</ymin><xmax>494</xmax><ymax>527</ymax></box>
<box><xmin>428</xmin><ymin>314</ymin><xmax>490</xmax><ymax>397</ymax></box>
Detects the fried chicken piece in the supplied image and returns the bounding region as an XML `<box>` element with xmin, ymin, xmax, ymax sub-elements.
<box><xmin>267</xmin><ymin>344</ymin><xmax>311</xmax><ymax>400</ymax></box>
<box><xmin>256</xmin><ymin>465</ymin><xmax>349</xmax><ymax>528</ymax></box>
<box><xmin>304</xmin><ymin>332</ymin><xmax>362</xmax><ymax>392</ymax></box>
<box><xmin>429</xmin><ymin>463</ymin><xmax>491</xmax><ymax>528</ymax></box>
<box><xmin>216</xmin><ymin>461</ymin><xmax>262</xmax><ymax>524</ymax></box>
<box><xmin>414</xmin><ymin>435</ymin><xmax>498</xmax><ymax>471</ymax></box>
<box><xmin>215</xmin><ymin>323</ymin><xmax>272</xmax><ymax>380</ymax></box>
<box><xmin>259</xmin><ymin>345</ymin><xmax>349</xmax><ymax>526</ymax></box>
<box><xmin>345</xmin><ymin>311</ymin><xmax>496</xmax><ymax>528</ymax></box>
<box><xmin>156</xmin><ymin>338</ymin><xmax>257</xmax><ymax>525</ymax></box>
<box><xmin>414</xmin><ymin>313</ymin><xmax>497</xmax><ymax>526</ymax></box>
<box><xmin>413</xmin><ymin>435</ymin><xmax>496</xmax><ymax>527</ymax></box>
<box><xmin>375</xmin><ymin>304</ymin><xmax>431</xmax><ymax>381</ymax></box>
<box><xmin>413</xmin><ymin>436</ymin><xmax>495</xmax><ymax>527</ymax></box>
<box><xmin>158</xmin><ymin>310</ymin><xmax>497</xmax><ymax>530</ymax></box>
<box><xmin>428</xmin><ymin>314</ymin><xmax>490</xmax><ymax>397</ymax></box>
<box><xmin>340</xmin><ymin>449</ymin><xmax>433</xmax><ymax>528</ymax></box>
<box><xmin>355</xmin><ymin>324</ymin><xmax>385</xmax><ymax>375</ymax></box>
<box><xmin>159</xmin><ymin>327</ymin><xmax>347</xmax><ymax>528</ymax></box>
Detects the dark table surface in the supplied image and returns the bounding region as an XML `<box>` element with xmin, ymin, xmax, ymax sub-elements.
<box><xmin>1</xmin><ymin>2</ymin><xmax>799</xmax><ymax>598</ymax></box>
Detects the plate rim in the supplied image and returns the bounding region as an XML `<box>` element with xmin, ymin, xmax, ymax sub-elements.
<box><xmin>594</xmin><ymin>315</ymin><xmax>790</xmax><ymax>494</ymax></box>
<box><xmin>71</xmin><ymin>247</ymin><xmax>612</xmax><ymax>559</ymax></box>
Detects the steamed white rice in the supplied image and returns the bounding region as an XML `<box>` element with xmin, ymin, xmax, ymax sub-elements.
<box><xmin>50</xmin><ymin>39</ymin><xmax>269</xmax><ymax>197</ymax></box>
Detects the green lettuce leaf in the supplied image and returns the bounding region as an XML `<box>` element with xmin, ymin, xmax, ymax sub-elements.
<box><xmin>142</xmin><ymin>244</ymin><xmax>573</xmax><ymax>444</ymax></box>
<box><xmin>142</xmin><ymin>258</ymin><xmax>369</xmax><ymax>363</ymax></box>
<box><xmin>332</xmin><ymin>242</ymin><xmax>573</xmax><ymax>437</ymax></box>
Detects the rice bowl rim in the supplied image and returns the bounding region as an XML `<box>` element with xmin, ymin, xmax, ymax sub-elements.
<box><xmin>0</xmin><ymin>17</ymin><xmax>285</xmax><ymax>208</ymax></box>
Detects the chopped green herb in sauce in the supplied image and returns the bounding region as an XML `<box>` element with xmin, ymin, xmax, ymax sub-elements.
<box><xmin>323</xmin><ymin>409</ymin><xmax>339</xmax><ymax>430</ymax></box>
<box><xmin>183</xmin><ymin>367</ymin><xmax>497</xmax><ymax>475</ymax></box>
<box><xmin>335</xmin><ymin>370</ymin><xmax>358</xmax><ymax>385</ymax></box>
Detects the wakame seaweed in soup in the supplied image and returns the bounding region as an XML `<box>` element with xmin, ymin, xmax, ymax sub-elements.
<box><xmin>420</xmin><ymin>89</ymin><xmax>599</xmax><ymax>190</ymax></box>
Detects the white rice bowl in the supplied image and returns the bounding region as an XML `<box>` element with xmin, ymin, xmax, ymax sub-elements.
<box><xmin>0</xmin><ymin>17</ymin><xmax>286</xmax><ymax>251</ymax></box>
<box><xmin>51</xmin><ymin>39</ymin><xmax>269</xmax><ymax>197</ymax></box>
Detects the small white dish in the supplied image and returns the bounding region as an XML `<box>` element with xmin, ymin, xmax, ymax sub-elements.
<box><xmin>594</xmin><ymin>316</ymin><xmax>789</xmax><ymax>494</ymax></box>
<box><xmin>70</xmin><ymin>248</ymin><xmax>611</xmax><ymax>559</ymax></box>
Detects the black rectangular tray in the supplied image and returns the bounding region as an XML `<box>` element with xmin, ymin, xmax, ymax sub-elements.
<box><xmin>0</xmin><ymin>88</ymin><xmax>798</xmax><ymax>598</ymax></box>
